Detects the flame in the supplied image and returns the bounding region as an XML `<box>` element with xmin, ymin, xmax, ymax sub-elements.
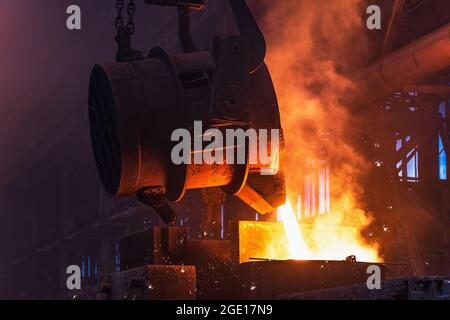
<box><xmin>277</xmin><ymin>200</ymin><xmax>381</xmax><ymax>262</ymax></box>
<box><xmin>278</xmin><ymin>199</ymin><xmax>308</xmax><ymax>259</ymax></box>
<box><xmin>239</xmin><ymin>201</ymin><xmax>381</xmax><ymax>263</ymax></box>
<box><xmin>241</xmin><ymin>0</ymin><xmax>383</xmax><ymax>262</ymax></box>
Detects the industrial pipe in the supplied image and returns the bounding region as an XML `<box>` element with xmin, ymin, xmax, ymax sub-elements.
<box><xmin>350</xmin><ymin>23</ymin><xmax>450</xmax><ymax>106</ymax></box>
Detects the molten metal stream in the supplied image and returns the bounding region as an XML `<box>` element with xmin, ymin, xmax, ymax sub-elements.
<box><xmin>276</xmin><ymin>199</ymin><xmax>382</xmax><ymax>262</ymax></box>
<box><xmin>278</xmin><ymin>199</ymin><xmax>309</xmax><ymax>259</ymax></box>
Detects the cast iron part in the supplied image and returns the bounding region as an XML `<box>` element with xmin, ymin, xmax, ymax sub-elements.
<box><xmin>145</xmin><ymin>0</ymin><xmax>204</xmax><ymax>54</ymax></box>
<box><xmin>137</xmin><ymin>187</ymin><xmax>177</xmax><ymax>225</ymax></box>
<box><xmin>238</xmin><ymin>260</ymin><xmax>388</xmax><ymax>299</ymax></box>
<box><xmin>116</xmin><ymin>28</ymin><xmax>144</xmax><ymax>62</ymax></box>
<box><xmin>88</xmin><ymin>0</ymin><xmax>285</xmax><ymax>223</ymax></box>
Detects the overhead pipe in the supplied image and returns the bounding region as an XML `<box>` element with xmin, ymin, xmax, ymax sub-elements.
<box><xmin>350</xmin><ymin>23</ymin><xmax>450</xmax><ymax>107</ymax></box>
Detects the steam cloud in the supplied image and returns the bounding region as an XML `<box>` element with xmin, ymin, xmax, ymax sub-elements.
<box><xmin>249</xmin><ymin>0</ymin><xmax>381</xmax><ymax>261</ymax></box>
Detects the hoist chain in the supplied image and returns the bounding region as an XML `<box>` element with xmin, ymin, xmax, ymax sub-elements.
<box><xmin>114</xmin><ymin>0</ymin><xmax>143</xmax><ymax>62</ymax></box>
<box><xmin>126</xmin><ymin>0</ymin><xmax>136</xmax><ymax>35</ymax></box>
<box><xmin>115</xmin><ymin>0</ymin><xmax>125</xmax><ymax>42</ymax></box>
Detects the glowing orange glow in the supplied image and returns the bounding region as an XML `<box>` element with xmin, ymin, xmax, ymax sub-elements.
<box><xmin>279</xmin><ymin>199</ymin><xmax>381</xmax><ymax>262</ymax></box>
<box><xmin>240</xmin><ymin>1</ymin><xmax>382</xmax><ymax>263</ymax></box>
<box><xmin>278</xmin><ymin>199</ymin><xmax>308</xmax><ymax>259</ymax></box>
<box><xmin>239</xmin><ymin>206</ymin><xmax>382</xmax><ymax>263</ymax></box>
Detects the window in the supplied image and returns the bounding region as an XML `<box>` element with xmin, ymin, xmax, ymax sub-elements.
<box><xmin>81</xmin><ymin>255</ymin><xmax>98</xmax><ymax>278</ymax></box>
<box><xmin>439</xmin><ymin>102</ymin><xmax>446</xmax><ymax>118</ymax></box>
<box><xmin>396</xmin><ymin>136</ymin><xmax>419</xmax><ymax>182</ymax></box>
<box><xmin>439</xmin><ymin>135</ymin><xmax>447</xmax><ymax>180</ymax></box>
<box><xmin>81</xmin><ymin>256</ymin><xmax>86</xmax><ymax>278</ymax></box>
<box><xmin>114</xmin><ymin>242</ymin><xmax>121</xmax><ymax>272</ymax></box>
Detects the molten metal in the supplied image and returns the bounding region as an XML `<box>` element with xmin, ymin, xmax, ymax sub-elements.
<box><xmin>239</xmin><ymin>200</ymin><xmax>381</xmax><ymax>263</ymax></box>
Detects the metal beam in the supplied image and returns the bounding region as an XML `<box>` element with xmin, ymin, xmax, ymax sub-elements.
<box><xmin>350</xmin><ymin>23</ymin><xmax>450</xmax><ymax>107</ymax></box>
<box><xmin>381</xmin><ymin>0</ymin><xmax>406</xmax><ymax>56</ymax></box>
<box><xmin>403</xmin><ymin>84</ymin><xmax>450</xmax><ymax>95</ymax></box>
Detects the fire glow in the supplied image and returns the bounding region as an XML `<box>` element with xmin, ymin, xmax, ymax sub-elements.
<box><xmin>242</xmin><ymin>0</ymin><xmax>382</xmax><ymax>263</ymax></box>
<box><xmin>279</xmin><ymin>199</ymin><xmax>380</xmax><ymax>262</ymax></box>
<box><xmin>239</xmin><ymin>201</ymin><xmax>381</xmax><ymax>263</ymax></box>
<box><xmin>278</xmin><ymin>199</ymin><xmax>309</xmax><ymax>260</ymax></box>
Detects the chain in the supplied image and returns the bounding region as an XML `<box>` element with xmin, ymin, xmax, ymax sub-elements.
<box><xmin>114</xmin><ymin>0</ymin><xmax>143</xmax><ymax>61</ymax></box>
<box><xmin>126</xmin><ymin>0</ymin><xmax>136</xmax><ymax>35</ymax></box>
<box><xmin>115</xmin><ymin>0</ymin><xmax>136</xmax><ymax>43</ymax></box>
<box><xmin>115</xmin><ymin>0</ymin><xmax>125</xmax><ymax>42</ymax></box>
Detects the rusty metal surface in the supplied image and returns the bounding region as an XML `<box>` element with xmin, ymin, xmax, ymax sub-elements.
<box><xmin>89</xmin><ymin>6</ymin><xmax>286</xmax><ymax>215</ymax></box>
<box><xmin>119</xmin><ymin>234</ymin><xmax>237</xmax><ymax>299</ymax></box>
<box><xmin>144</xmin><ymin>0</ymin><xmax>205</xmax><ymax>10</ymax></box>
<box><xmin>237</xmin><ymin>260</ymin><xmax>387</xmax><ymax>300</ymax></box>
<box><xmin>279</xmin><ymin>277</ymin><xmax>450</xmax><ymax>300</ymax></box>
<box><xmin>119</xmin><ymin>227</ymin><xmax>189</xmax><ymax>269</ymax></box>
<box><xmin>186</xmin><ymin>163</ymin><xmax>235</xmax><ymax>189</ymax></box>
<box><xmin>185</xmin><ymin>239</ymin><xmax>232</xmax><ymax>263</ymax></box>
<box><xmin>184</xmin><ymin>239</ymin><xmax>237</xmax><ymax>300</ymax></box>
<box><xmin>235</xmin><ymin>183</ymin><xmax>276</xmax><ymax>214</ymax></box>
<box><xmin>109</xmin><ymin>265</ymin><xmax>196</xmax><ymax>300</ymax></box>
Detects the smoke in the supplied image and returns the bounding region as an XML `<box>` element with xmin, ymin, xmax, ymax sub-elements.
<box><xmin>249</xmin><ymin>0</ymin><xmax>381</xmax><ymax>259</ymax></box>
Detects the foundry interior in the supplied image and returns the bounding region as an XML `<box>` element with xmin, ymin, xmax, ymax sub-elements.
<box><xmin>0</xmin><ymin>0</ymin><xmax>449</xmax><ymax>300</ymax></box>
